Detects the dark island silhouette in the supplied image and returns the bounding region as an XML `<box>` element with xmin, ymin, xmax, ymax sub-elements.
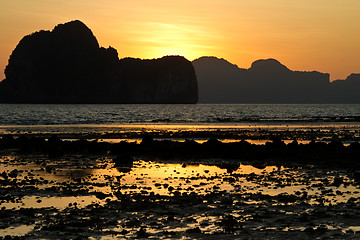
<box><xmin>0</xmin><ymin>20</ymin><xmax>198</xmax><ymax>103</ymax></box>
<box><xmin>1</xmin><ymin>20</ymin><xmax>359</xmax><ymax>104</ymax></box>
<box><xmin>193</xmin><ymin>56</ymin><xmax>360</xmax><ymax>103</ymax></box>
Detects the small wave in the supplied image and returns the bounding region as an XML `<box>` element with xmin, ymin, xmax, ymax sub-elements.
<box><xmin>1</xmin><ymin>104</ymin><xmax>360</xmax><ymax>125</ymax></box>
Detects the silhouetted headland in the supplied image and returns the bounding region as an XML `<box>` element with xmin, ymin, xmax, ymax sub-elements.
<box><xmin>193</xmin><ymin>56</ymin><xmax>360</xmax><ymax>103</ymax></box>
<box><xmin>0</xmin><ymin>20</ymin><xmax>198</xmax><ymax>103</ymax></box>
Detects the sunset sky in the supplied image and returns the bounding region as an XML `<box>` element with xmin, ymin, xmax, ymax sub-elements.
<box><xmin>0</xmin><ymin>0</ymin><xmax>359</xmax><ymax>81</ymax></box>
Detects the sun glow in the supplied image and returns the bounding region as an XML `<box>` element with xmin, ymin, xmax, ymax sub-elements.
<box><xmin>0</xmin><ymin>0</ymin><xmax>360</xmax><ymax>80</ymax></box>
<box><xmin>118</xmin><ymin>22</ymin><xmax>219</xmax><ymax>61</ymax></box>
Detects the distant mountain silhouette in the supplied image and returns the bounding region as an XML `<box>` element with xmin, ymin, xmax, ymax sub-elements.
<box><xmin>330</xmin><ymin>74</ymin><xmax>360</xmax><ymax>103</ymax></box>
<box><xmin>193</xmin><ymin>56</ymin><xmax>360</xmax><ymax>103</ymax></box>
<box><xmin>0</xmin><ymin>20</ymin><xmax>198</xmax><ymax>103</ymax></box>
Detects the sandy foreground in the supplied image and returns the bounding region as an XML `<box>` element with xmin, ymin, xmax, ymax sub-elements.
<box><xmin>1</xmin><ymin>126</ymin><xmax>360</xmax><ymax>239</ymax></box>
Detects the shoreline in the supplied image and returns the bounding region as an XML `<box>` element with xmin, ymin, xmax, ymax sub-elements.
<box><xmin>1</xmin><ymin>123</ymin><xmax>359</xmax><ymax>146</ymax></box>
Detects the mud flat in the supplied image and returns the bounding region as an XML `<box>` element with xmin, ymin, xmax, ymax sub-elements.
<box><xmin>1</xmin><ymin>122</ymin><xmax>360</xmax><ymax>143</ymax></box>
<box><xmin>1</xmin><ymin>131</ymin><xmax>360</xmax><ymax>239</ymax></box>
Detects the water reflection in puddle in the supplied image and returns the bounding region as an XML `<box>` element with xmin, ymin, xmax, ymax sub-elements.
<box><xmin>2</xmin><ymin>156</ymin><xmax>360</xmax><ymax>210</ymax></box>
<box><xmin>108</xmin><ymin>161</ymin><xmax>278</xmax><ymax>196</ymax></box>
<box><xmin>2</xmin><ymin>195</ymin><xmax>100</xmax><ymax>210</ymax></box>
<box><xmin>0</xmin><ymin>224</ymin><xmax>35</xmax><ymax>238</ymax></box>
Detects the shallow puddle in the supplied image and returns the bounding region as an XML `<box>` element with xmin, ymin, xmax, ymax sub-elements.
<box><xmin>0</xmin><ymin>224</ymin><xmax>35</xmax><ymax>238</ymax></box>
<box><xmin>2</xmin><ymin>195</ymin><xmax>100</xmax><ymax>210</ymax></box>
<box><xmin>1</xmin><ymin>156</ymin><xmax>360</xmax><ymax>209</ymax></box>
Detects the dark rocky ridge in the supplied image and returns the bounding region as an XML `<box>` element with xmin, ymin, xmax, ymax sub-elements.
<box><xmin>193</xmin><ymin>56</ymin><xmax>360</xmax><ymax>103</ymax></box>
<box><xmin>0</xmin><ymin>20</ymin><xmax>198</xmax><ymax>103</ymax></box>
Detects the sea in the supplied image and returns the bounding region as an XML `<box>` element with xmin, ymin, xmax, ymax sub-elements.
<box><xmin>0</xmin><ymin>104</ymin><xmax>360</xmax><ymax>133</ymax></box>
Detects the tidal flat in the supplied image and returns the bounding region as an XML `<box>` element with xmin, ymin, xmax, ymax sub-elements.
<box><xmin>1</xmin><ymin>128</ymin><xmax>360</xmax><ymax>239</ymax></box>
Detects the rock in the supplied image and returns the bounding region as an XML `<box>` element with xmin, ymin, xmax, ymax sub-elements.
<box><xmin>220</xmin><ymin>215</ymin><xmax>238</xmax><ymax>233</ymax></box>
<box><xmin>186</xmin><ymin>227</ymin><xmax>202</xmax><ymax>234</ymax></box>
<box><xmin>45</xmin><ymin>166</ymin><xmax>54</xmax><ymax>173</ymax></box>
<box><xmin>136</xmin><ymin>227</ymin><xmax>149</xmax><ymax>238</ymax></box>
<box><xmin>353</xmin><ymin>171</ymin><xmax>360</xmax><ymax>182</ymax></box>
<box><xmin>204</xmin><ymin>138</ymin><xmax>222</xmax><ymax>145</ymax></box>
<box><xmin>141</xmin><ymin>135</ymin><xmax>154</xmax><ymax>145</ymax></box>
<box><xmin>0</xmin><ymin>20</ymin><xmax>198</xmax><ymax>103</ymax></box>
<box><xmin>8</xmin><ymin>169</ymin><xmax>18</xmax><ymax>178</ymax></box>
<box><xmin>113</xmin><ymin>155</ymin><xmax>134</xmax><ymax>165</ymax></box>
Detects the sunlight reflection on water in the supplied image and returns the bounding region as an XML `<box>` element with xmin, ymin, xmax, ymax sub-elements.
<box><xmin>2</xmin><ymin>157</ymin><xmax>360</xmax><ymax>211</ymax></box>
<box><xmin>0</xmin><ymin>224</ymin><xmax>35</xmax><ymax>238</ymax></box>
<box><xmin>2</xmin><ymin>196</ymin><xmax>100</xmax><ymax>210</ymax></box>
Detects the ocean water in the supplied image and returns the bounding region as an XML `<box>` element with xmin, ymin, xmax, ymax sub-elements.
<box><xmin>0</xmin><ymin>104</ymin><xmax>360</xmax><ymax>126</ymax></box>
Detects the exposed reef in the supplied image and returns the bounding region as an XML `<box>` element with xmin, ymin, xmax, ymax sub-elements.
<box><xmin>0</xmin><ymin>20</ymin><xmax>198</xmax><ymax>103</ymax></box>
<box><xmin>1</xmin><ymin>134</ymin><xmax>360</xmax><ymax>169</ymax></box>
<box><xmin>193</xmin><ymin>56</ymin><xmax>360</xmax><ymax>103</ymax></box>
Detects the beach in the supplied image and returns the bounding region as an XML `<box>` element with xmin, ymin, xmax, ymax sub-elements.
<box><xmin>1</xmin><ymin>116</ymin><xmax>360</xmax><ymax>238</ymax></box>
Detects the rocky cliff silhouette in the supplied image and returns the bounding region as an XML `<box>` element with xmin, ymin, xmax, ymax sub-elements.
<box><xmin>0</xmin><ymin>20</ymin><xmax>198</xmax><ymax>103</ymax></box>
<box><xmin>193</xmin><ymin>56</ymin><xmax>359</xmax><ymax>103</ymax></box>
<box><xmin>329</xmin><ymin>74</ymin><xmax>360</xmax><ymax>103</ymax></box>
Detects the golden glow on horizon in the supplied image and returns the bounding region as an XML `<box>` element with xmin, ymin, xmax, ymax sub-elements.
<box><xmin>120</xmin><ymin>22</ymin><xmax>219</xmax><ymax>60</ymax></box>
<box><xmin>0</xmin><ymin>0</ymin><xmax>360</xmax><ymax>80</ymax></box>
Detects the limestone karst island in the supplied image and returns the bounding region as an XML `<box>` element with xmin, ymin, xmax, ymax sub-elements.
<box><xmin>0</xmin><ymin>20</ymin><xmax>198</xmax><ymax>104</ymax></box>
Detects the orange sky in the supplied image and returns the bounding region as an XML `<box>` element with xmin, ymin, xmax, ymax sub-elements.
<box><xmin>0</xmin><ymin>0</ymin><xmax>359</xmax><ymax>81</ymax></box>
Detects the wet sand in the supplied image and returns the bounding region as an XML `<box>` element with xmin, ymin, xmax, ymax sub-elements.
<box><xmin>1</xmin><ymin>127</ymin><xmax>360</xmax><ymax>239</ymax></box>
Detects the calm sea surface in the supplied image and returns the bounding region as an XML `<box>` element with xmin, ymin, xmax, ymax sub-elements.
<box><xmin>0</xmin><ymin>104</ymin><xmax>360</xmax><ymax>126</ymax></box>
